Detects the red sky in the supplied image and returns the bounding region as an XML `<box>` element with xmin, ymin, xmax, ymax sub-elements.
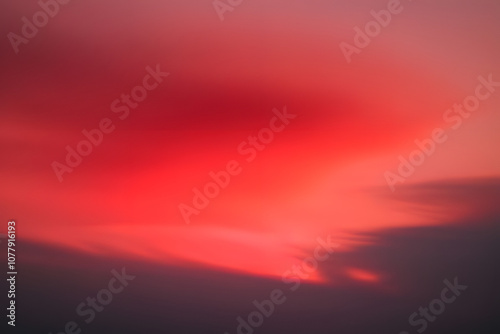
<box><xmin>1</xmin><ymin>0</ymin><xmax>500</xmax><ymax>287</ymax></box>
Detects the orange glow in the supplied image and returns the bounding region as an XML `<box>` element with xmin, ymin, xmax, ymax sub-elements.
<box><xmin>345</xmin><ymin>268</ymin><xmax>381</xmax><ymax>283</ymax></box>
<box><xmin>2</xmin><ymin>0</ymin><xmax>500</xmax><ymax>291</ymax></box>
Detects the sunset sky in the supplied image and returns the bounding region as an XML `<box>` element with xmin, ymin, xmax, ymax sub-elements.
<box><xmin>1</xmin><ymin>1</ymin><xmax>499</xmax><ymax>333</ymax></box>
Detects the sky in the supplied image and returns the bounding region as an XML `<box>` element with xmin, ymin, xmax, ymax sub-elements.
<box><xmin>1</xmin><ymin>1</ymin><xmax>500</xmax><ymax>333</ymax></box>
